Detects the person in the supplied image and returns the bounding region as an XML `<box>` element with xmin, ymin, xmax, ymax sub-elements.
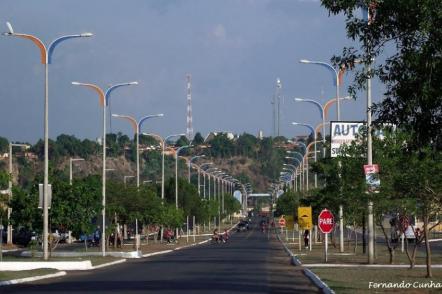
<box><xmin>93</xmin><ymin>226</ymin><xmax>101</xmax><ymax>246</ymax></box>
<box><xmin>163</xmin><ymin>228</ymin><xmax>174</xmax><ymax>243</ymax></box>
<box><xmin>222</xmin><ymin>229</ymin><xmax>230</xmax><ymax>243</ymax></box>
<box><xmin>304</xmin><ymin>230</ymin><xmax>310</xmax><ymax>248</ymax></box>
<box><xmin>212</xmin><ymin>229</ymin><xmax>220</xmax><ymax>243</ymax></box>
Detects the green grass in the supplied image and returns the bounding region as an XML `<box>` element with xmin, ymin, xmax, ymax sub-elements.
<box><xmin>282</xmin><ymin>238</ymin><xmax>442</xmax><ymax>265</ymax></box>
<box><xmin>311</xmin><ymin>268</ymin><xmax>442</xmax><ymax>294</ymax></box>
<box><xmin>0</xmin><ymin>269</ymin><xmax>58</xmax><ymax>281</ymax></box>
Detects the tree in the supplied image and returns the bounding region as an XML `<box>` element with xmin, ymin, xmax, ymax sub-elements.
<box><xmin>0</xmin><ymin>136</ymin><xmax>8</xmax><ymax>154</ymax></box>
<box><xmin>193</xmin><ymin>132</ymin><xmax>204</xmax><ymax>145</ymax></box>
<box><xmin>321</xmin><ymin>0</ymin><xmax>442</xmax><ymax>150</ymax></box>
<box><xmin>275</xmin><ymin>189</ymin><xmax>299</xmax><ymax>217</ymax></box>
<box><xmin>175</xmin><ymin>136</ymin><xmax>190</xmax><ymax>147</ymax></box>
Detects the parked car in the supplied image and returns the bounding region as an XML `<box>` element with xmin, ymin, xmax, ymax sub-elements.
<box><xmin>13</xmin><ymin>229</ymin><xmax>40</xmax><ymax>246</ymax></box>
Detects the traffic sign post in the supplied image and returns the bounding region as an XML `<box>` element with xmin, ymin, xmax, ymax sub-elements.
<box><xmin>319</xmin><ymin>209</ymin><xmax>334</xmax><ymax>263</ymax></box>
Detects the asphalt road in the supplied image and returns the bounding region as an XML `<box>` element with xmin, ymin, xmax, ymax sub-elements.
<box><xmin>3</xmin><ymin>221</ymin><xmax>320</xmax><ymax>294</ymax></box>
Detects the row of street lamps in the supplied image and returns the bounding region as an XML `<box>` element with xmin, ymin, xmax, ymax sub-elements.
<box><xmin>279</xmin><ymin>59</ymin><xmax>349</xmax><ymax>255</ymax></box>
<box><xmin>2</xmin><ymin>22</ymin><xmax>244</xmax><ymax>259</ymax></box>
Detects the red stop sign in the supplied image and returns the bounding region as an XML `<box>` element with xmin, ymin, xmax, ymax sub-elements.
<box><xmin>318</xmin><ymin>209</ymin><xmax>334</xmax><ymax>234</ymax></box>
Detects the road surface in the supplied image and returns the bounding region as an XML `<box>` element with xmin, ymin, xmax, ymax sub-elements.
<box><xmin>4</xmin><ymin>220</ymin><xmax>320</xmax><ymax>294</ymax></box>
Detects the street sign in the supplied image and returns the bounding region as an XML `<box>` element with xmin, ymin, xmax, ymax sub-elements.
<box><xmin>38</xmin><ymin>184</ymin><xmax>52</xmax><ymax>209</ymax></box>
<box><xmin>298</xmin><ymin>206</ymin><xmax>312</xmax><ymax>230</ymax></box>
<box><xmin>318</xmin><ymin>209</ymin><xmax>334</xmax><ymax>263</ymax></box>
<box><xmin>363</xmin><ymin>164</ymin><xmax>380</xmax><ymax>193</ymax></box>
<box><xmin>279</xmin><ymin>216</ymin><xmax>286</xmax><ymax>227</ymax></box>
<box><xmin>318</xmin><ymin>209</ymin><xmax>334</xmax><ymax>234</ymax></box>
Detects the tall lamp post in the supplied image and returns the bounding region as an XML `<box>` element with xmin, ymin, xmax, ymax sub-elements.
<box><xmin>175</xmin><ymin>145</ymin><xmax>192</xmax><ymax>209</ymax></box>
<box><xmin>112</xmin><ymin>113</ymin><xmax>164</xmax><ymax>187</ymax></box>
<box><xmin>198</xmin><ymin>162</ymin><xmax>213</xmax><ymax>197</ymax></box>
<box><xmin>286</xmin><ymin>152</ymin><xmax>304</xmax><ymax>190</ymax></box>
<box><xmin>295</xmin><ymin>96</ymin><xmax>352</xmax><ymax>158</ymax></box>
<box><xmin>143</xmin><ymin>133</ymin><xmax>184</xmax><ymax>200</ymax></box>
<box><xmin>299</xmin><ymin>59</ymin><xmax>342</xmax><ymax>121</ymax></box>
<box><xmin>188</xmin><ymin>155</ymin><xmax>205</xmax><ymax>183</ymax></box>
<box><xmin>292</xmin><ymin>122</ymin><xmax>317</xmax><ymax>188</ymax></box>
<box><xmin>3</xmin><ymin>23</ymin><xmax>93</xmax><ymax>260</ymax></box>
<box><xmin>69</xmin><ymin>158</ymin><xmax>85</xmax><ymax>185</ymax></box>
<box><xmin>7</xmin><ymin>143</ymin><xmax>29</xmax><ymax>244</ymax></box>
<box><xmin>72</xmin><ymin>81</ymin><xmax>138</xmax><ymax>257</ymax></box>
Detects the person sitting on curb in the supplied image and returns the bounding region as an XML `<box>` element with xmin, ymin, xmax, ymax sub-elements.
<box><xmin>163</xmin><ymin>228</ymin><xmax>175</xmax><ymax>243</ymax></box>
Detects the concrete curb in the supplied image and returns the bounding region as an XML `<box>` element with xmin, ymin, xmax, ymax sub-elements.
<box><xmin>276</xmin><ymin>233</ymin><xmax>302</xmax><ymax>266</ymax></box>
<box><xmin>91</xmin><ymin>259</ymin><xmax>127</xmax><ymax>270</ymax></box>
<box><xmin>303</xmin><ymin>268</ymin><xmax>335</xmax><ymax>294</ymax></box>
<box><xmin>21</xmin><ymin>250</ymin><xmax>142</xmax><ymax>259</ymax></box>
<box><xmin>0</xmin><ymin>261</ymin><xmax>93</xmax><ymax>271</ymax></box>
<box><xmin>275</xmin><ymin>231</ymin><xmax>335</xmax><ymax>294</ymax></box>
<box><xmin>0</xmin><ymin>271</ymin><xmax>67</xmax><ymax>286</ymax></box>
<box><xmin>142</xmin><ymin>250</ymin><xmax>173</xmax><ymax>258</ymax></box>
<box><xmin>304</xmin><ymin>263</ymin><xmax>442</xmax><ymax>268</ymax></box>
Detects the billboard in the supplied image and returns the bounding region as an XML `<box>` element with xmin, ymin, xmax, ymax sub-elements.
<box><xmin>330</xmin><ymin>121</ymin><xmax>365</xmax><ymax>157</ymax></box>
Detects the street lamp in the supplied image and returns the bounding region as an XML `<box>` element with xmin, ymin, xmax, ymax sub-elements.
<box><xmin>3</xmin><ymin>22</ymin><xmax>93</xmax><ymax>260</ymax></box>
<box><xmin>143</xmin><ymin>133</ymin><xmax>185</xmax><ymax>201</ymax></box>
<box><xmin>188</xmin><ymin>155</ymin><xmax>205</xmax><ymax>183</ymax></box>
<box><xmin>295</xmin><ymin>96</ymin><xmax>352</xmax><ymax>157</ymax></box>
<box><xmin>292</xmin><ymin>122</ymin><xmax>317</xmax><ymax>188</ymax></box>
<box><xmin>283</xmin><ymin>163</ymin><xmax>298</xmax><ymax>191</ymax></box>
<box><xmin>299</xmin><ymin>59</ymin><xmax>343</xmax><ymax>121</ymax></box>
<box><xmin>112</xmin><ymin>113</ymin><xmax>164</xmax><ymax>187</ymax></box>
<box><xmin>72</xmin><ymin>81</ymin><xmax>137</xmax><ymax>257</ymax></box>
<box><xmin>197</xmin><ymin>162</ymin><xmax>213</xmax><ymax>197</ymax></box>
<box><xmin>7</xmin><ymin>143</ymin><xmax>29</xmax><ymax>244</ymax></box>
<box><xmin>286</xmin><ymin>156</ymin><xmax>303</xmax><ymax>191</ymax></box>
<box><xmin>175</xmin><ymin>145</ymin><xmax>192</xmax><ymax>209</ymax></box>
<box><xmin>69</xmin><ymin>158</ymin><xmax>85</xmax><ymax>185</ymax></box>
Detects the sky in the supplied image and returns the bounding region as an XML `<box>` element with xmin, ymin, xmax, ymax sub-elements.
<box><xmin>0</xmin><ymin>0</ymin><xmax>385</xmax><ymax>143</ymax></box>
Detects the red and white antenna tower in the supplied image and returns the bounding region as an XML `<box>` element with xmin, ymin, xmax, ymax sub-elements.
<box><xmin>186</xmin><ymin>74</ymin><xmax>194</xmax><ymax>141</ymax></box>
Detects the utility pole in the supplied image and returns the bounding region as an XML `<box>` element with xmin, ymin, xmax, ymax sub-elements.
<box><xmin>276</xmin><ymin>78</ymin><xmax>282</xmax><ymax>137</ymax></box>
<box><xmin>186</xmin><ymin>74</ymin><xmax>193</xmax><ymax>141</ymax></box>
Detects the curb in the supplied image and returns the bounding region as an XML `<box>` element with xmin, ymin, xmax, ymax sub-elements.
<box><xmin>142</xmin><ymin>250</ymin><xmax>173</xmax><ymax>258</ymax></box>
<box><xmin>91</xmin><ymin>259</ymin><xmax>127</xmax><ymax>269</ymax></box>
<box><xmin>276</xmin><ymin>233</ymin><xmax>302</xmax><ymax>266</ymax></box>
<box><xmin>275</xmin><ymin>231</ymin><xmax>335</xmax><ymax>294</ymax></box>
<box><xmin>303</xmin><ymin>268</ymin><xmax>335</xmax><ymax>294</ymax></box>
<box><xmin>304</xmin><ymin>263</ymin><xmax>442</xmax><ymax>268</ymax></box>
<box><xmin>0</xmin><ymin>271</ymin><xmax>67</xmax><ymax>286</ymax></box>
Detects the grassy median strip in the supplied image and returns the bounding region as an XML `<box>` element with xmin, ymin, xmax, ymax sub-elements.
<box><xmin>310</xmin><ymin>268</ymin><xmax>442</xmax><ymax>294</ymax></box>
<box><xmin>283</xmin><ymin>238</ymin><xmax>442</xmax><ymax>265</ymax></box>
<box><xmin>0</xmin><ymin>269</ymin><xmax>59</xmax><ymax>282</ymax></box>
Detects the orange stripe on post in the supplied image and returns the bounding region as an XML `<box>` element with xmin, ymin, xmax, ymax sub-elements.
<box><xmin>19</xmin><ymin>35</ymin><xmax>47</xmax><ymax>64</ymax></box>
